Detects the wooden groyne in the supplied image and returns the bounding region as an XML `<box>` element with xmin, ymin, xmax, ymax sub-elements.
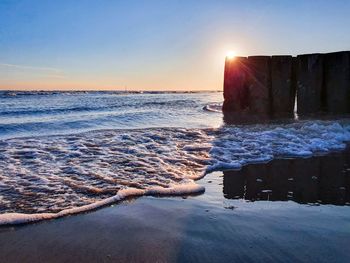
<box><xmin>223</xmin><ymin>51</ymin><xmax>350</xmax><ymax>115</ymax></box>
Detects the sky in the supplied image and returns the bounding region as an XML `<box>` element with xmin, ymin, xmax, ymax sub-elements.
<box><xmin>0</xmin><ymin>0</ymin><xmax>350</xmax><ymax>91</ymax></box>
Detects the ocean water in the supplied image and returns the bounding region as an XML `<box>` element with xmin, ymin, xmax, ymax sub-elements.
<box><xmin>0</xmin><ymin>90</ymin><xmax>350</xmax><ymax>225</ymax></box>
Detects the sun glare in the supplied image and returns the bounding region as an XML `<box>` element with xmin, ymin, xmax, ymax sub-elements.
<box><xmin>226</xmin><ymin>50</ymin><xmax>236</xmax><ymax>59</ymax></box>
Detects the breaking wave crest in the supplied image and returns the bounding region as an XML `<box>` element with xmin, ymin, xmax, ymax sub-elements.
<box><xmin>1</xmin><ymin>119</ymin><xmax>350</xmax><ymax>225</ymax></box>
<box><xmin>203</xmin><ymin>102</ymin><xmax>223</xmax><ymax>113</ymax></box>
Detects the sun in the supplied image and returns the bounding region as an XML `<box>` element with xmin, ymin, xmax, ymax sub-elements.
<box><xmin>226</xmin><ymin>50</ymin><xmax>236</xmax><ymax>59</ymax></box>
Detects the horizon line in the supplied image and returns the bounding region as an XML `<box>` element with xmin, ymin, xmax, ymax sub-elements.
<box><xmin>0</xmin><ymin>88</ymin><xmax>222</xmax><ymax>92</ymax></box>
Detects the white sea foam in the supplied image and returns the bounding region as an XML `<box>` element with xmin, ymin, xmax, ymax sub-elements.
<box><xmin>0</xmin><ymin>184</ymin><xmax>204</xmax><ymax>225</ymax></box>
<box><xmin>0</xmin><ymin>119</ymin><xmax>350</xmax><ymax>225</ymax></box>
<box><xmin>203</xmin><ymin>102</ymin><xmax>223</xmax><ymax>113</ymax></box>
<box><xmin>207</xmin><ymin>120</ymin><xmax>350</xmax><ymax>172</ymax></box>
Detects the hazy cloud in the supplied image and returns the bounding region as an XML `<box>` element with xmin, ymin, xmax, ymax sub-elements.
<box><xmin>0</xmin><ymin>63</ymin><xmax>65</xmax><ymax>79</ymax></box>
<box><xmin>0</xmin><ymin>63</ymin><xmax>61</xmax><ymax>72</ymax></box>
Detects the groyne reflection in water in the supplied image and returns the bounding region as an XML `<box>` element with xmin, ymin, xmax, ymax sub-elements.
<box><xmin>223</xmin><ymin>150</ymin><xmax>350</xmax><ymax>205</ymax></box>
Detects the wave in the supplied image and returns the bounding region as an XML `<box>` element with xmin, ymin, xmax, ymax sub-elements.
<box><xmin>207</xmin><ymin>120</ymin><xmax>350</xmax><ymax>172</ymax></box>
<box><xmin>0</xmin><ymin>92</ymin><xmax>224</xmax><ymax>139</ymax></box>
<box><xmin>203</xmin><ymin>103</ymin><xmax>223</xmax><ymax>113</ymax></box>
<box><xmin>0</xmin><ymin>99</ymin><xmax>198</xmax><ymax>116</ymax></box>
<box><xmin>0</xmin><ymin>119</ymin><xmax>350</xmax><ymax>225</ymax></box>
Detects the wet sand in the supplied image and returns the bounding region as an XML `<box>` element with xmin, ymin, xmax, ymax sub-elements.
<box><xmin>1</xmin><ymin>150</ymin><xmax>350</xmax><ymax>263</ymax></box>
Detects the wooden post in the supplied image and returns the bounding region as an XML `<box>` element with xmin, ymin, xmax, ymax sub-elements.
<box><xmin>296</xmin><ymin>53</ymin><xmax>324</xmax><ymax>114</ymax></box>
<box><xmin>246</xmin><ymin>56</ymin><xmax>272</xmax><ymax>114</ymax></box>
<box><xmin>324</xmin><ymin>51</ymin><xmax>350</xmax><ymax>114</ymax></box>
<box><xmin>271</xmin><ymin>55</ymin><xmax>295</xmax><ymax>115</ymax></box>
<box><xmin>223</xmin><ymin>56</ymin><xmax>249</xmax><ymax>112</ymax></box>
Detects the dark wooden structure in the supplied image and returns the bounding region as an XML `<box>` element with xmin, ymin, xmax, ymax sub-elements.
<box><xmin>223</xmin><ymin>51</ymin><xmax>350</xmax><ymax>116</ymax></box>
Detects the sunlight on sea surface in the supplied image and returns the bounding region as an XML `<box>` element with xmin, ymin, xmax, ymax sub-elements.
<box><xmin>0</xmin><ymin>91</ymin><xmax>350</xmax><ymax>225</ymax></box>
<box><xmin>0</xmin><ymin>91</ymin><xmax>223</xmax><ymax>139</ymax></box>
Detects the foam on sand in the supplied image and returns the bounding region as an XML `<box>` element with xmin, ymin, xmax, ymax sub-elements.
<box><xmin>0</xmin><ymin>119</ymin><xmax>350</xmax><ymax>225</ymax></box>
<box><xmin>0</xmin><ymin>182</ymin><xmax>204</xmax><ymax>225</ymax></box>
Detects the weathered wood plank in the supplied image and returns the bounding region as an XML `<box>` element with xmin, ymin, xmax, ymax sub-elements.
<box><xmin>324</xmin><ymin>51</ymin><xmax>350</xmax><ymax>114</ymax></box>
<box><xmin>296</xmin><ymin>53</ymin><xmax>324</xmax><ymax>114</ymax></box>
<box><xmin>246</xmin><ymin>56</ymin><xmax>272</xmax><ymax>114</ymax></box>
<box><xmin>223</xmin><ymin>56</ymin><xmax>249</xmax><ymax>112</ymax></box>
<box><xmin>271</xmin><ymin>55</ymin><xmax>295</xmax><ymax>115</ymax></box>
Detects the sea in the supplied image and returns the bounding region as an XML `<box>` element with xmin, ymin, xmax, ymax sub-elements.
<box><xmin>0</xmin><ymin>90</ymin><xmax>350</xmax><ymax>225</ymax></box>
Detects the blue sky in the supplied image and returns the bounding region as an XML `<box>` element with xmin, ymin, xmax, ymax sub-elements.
<box><xmin>1</xmin><ymin>0</ymin><xmax>350</xmax><ymax>90</ymax></box>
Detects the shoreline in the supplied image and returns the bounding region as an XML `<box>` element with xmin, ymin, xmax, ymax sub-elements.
<box><xmin>1</xmin><ymin>145</ymin><xmax>349</xmax><ymax>226</ymax></box>
<box><xmin>1</xmin><ymin>149</ymin><xmax>350</xmax><ymax>262</ymax></box>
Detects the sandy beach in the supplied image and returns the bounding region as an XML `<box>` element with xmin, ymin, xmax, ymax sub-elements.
<box><xmin>1</xmin><ymin>150</ymin><xmax>349</xmax><ymax>263</ymax></box>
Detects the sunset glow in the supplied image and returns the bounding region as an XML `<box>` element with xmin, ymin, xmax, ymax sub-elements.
<box><xmin>0</xmin><ymin>1</ymin><xmax>350</xmax><ymax>91</ymax></box>
<box><xmin>1</xmin><ymin>1</ymin><xmax>350</xmax><ymax>262</ymax></box>
<box><xmin>226</xmin><ymin>51</ymin><xmax>237</xmax><ymax>60</ymax></box>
